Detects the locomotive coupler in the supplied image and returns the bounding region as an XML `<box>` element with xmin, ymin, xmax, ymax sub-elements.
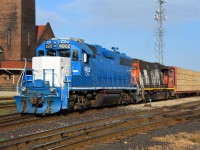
<box><xmin>30</xmin><ymin>97</ymin><xmax>43</xmax><ymax>105</ymax></box>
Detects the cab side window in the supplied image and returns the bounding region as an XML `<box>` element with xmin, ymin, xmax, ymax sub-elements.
<box><xmin>72</xmin><ymin>50</ymin><xmax>79</xmax><ymax>61</ymax></box>
<box><xmin>83</xmin><ymin>52</ymin><xmax>89</xmax><ymax>64</ymax></box>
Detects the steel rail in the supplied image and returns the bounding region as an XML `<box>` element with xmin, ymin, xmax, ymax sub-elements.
<box><xmin>47</xmin><ymin>112</ymin><xmax>200</xmax><ymax>150</ymax></box>
<box><xmin>1</xmin><ymin>101</ymin><xmax>200</xmax><ymax>150</ymax></box>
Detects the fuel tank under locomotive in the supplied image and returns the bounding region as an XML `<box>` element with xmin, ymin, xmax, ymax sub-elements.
<box><xmin>91</xmin><ymin>93</ymin><xmax>121</xmax><ymax>107</ymax></box>
<box><xmin>69</xmin><ymin>90</ymin><xmax>135</xmax><ymax>110</ymax></box>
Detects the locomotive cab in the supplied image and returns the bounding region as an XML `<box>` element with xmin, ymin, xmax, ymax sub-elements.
<box><xmin>15</xmin><ymin>38</ymin><xmax>84</xmax><ymax>114</ymax></box>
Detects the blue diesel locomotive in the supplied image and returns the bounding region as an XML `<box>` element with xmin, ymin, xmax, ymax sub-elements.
<box><xmin>15</xmin><ymin>38</ymin><xmax>138</xmax><ymax>114</ymax></box>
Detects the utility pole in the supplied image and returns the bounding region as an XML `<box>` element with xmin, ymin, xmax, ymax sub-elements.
<box><xmin>154</xmin><ymin>0</ymin><xmax>167</xmax><ymax>64</ymax></box>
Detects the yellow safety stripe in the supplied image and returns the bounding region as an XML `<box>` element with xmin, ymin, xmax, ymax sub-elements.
<box><xmin>139</xmin><ymin>88</ymin><xmax>175</xmax><ymax>91</ymax></box>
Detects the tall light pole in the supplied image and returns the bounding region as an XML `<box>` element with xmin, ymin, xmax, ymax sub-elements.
<box><xmin>154</xmin><ymin>0</ymin><xmax>167</xmax><ymax>64</ymax></box>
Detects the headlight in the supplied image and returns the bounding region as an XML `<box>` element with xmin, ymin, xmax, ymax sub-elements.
<box><xmin>22</xmin><ymin>87</ymin><xmax>26</xmax><ymax>92</ymax></box>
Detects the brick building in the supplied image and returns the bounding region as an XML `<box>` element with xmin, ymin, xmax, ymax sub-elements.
<box><xmin>36</xmin><ymin>22</ymin><xmax>55</xmax><ymax>47</ymax></box>
<box><xmin>0</xmin><ymin>0</ymin><xmax>55</xmax><ymax>91</ymax></box>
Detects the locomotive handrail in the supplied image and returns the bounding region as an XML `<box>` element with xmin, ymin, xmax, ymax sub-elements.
<box><xmin>16</xmin><ymin>58</ymin><xmax>27</xmax><ymax>94</ymax></box>
<box><xmin>16</xmin><ymin>70</ymin><xmax>24</xmax><ymax>94</ymax></box>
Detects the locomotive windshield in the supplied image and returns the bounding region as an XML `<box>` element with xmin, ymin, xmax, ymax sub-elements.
<box><xmin>38</xmin><ymin>50</ymin><xmax>44</xmax><ymax>56</ymax></box>
<box><xmin>59</xmin><ymin>50</ymin><xmax>70</xmax><ymax>57</ymax></box>
<box><xmin>47</xmin><ymin>50</ymin><xmax>56</xmax><ymax>56</ymax></box>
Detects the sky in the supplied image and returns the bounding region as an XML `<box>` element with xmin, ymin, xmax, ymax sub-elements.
<box><xmin>36</xmin><ymin>0</ymin><xmax>200</xmax><ymax>71</ymax></box>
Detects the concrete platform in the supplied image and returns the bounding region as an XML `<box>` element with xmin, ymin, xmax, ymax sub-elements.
<box><xmin>0</xmin><ymin>91</ymin><xmax>17</xmax><ymax>97</ymax></box>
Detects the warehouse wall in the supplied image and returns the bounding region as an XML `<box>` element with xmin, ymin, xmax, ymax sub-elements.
<box><xmin>0</xmin><ymin>71</ymin><xmax>21</xmax><ymax>91</ymax></box>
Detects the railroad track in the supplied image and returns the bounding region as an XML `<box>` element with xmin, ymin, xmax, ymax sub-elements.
<box><xmin>0</xmin><ymin>113</ymin><xmax>22</xmax><ymax>121</ymax></box>
<box><xmin>0</xmin><ymin>101</ymin><xmax>17</xmax><ymax>115</ymax></box>
<box><xmin>0</xmin><ymin>114</ymin><xmax>37</xmax><ymax>131</ymax></box>
<box><xmin>1</xmin><ymin>100</ymin><xmax>200</xmax><ymax>150</ymax></box>
<box><xmin>0</xmin><ymin>97</ymin><xmax>16</xmax><ymax>107</ymax></box>
<box><xmin>0</xmin><ymin>113</ymin><xmax>38</xmax><ymax>133</ymax></box>
<box><xmin>0</xmin><ymin>105</ymin><xmax>119</xmax><ymax>133</ymax></box>
<box><xmin>0</xmin><ymin>113</ymin><xmax>58</xmax><ymax>133</ymax></box>
<box><xmin>0</xmin><ymin>104</ymin><xmax>16</xmax><ymax>109</ymax></box>
<box><xmin>0</xmin><ymin>97</ymin><xmax>14</xmax><ymax>101</ymax></box>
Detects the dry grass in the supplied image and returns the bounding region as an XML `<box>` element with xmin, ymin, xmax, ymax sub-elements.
<box><xmin>0</xmin><ymin>101</ymin><xmax>16</xmax><ymax>115</ymax></box>
<box><xmin>148</xmin><ymin>131</ymin><xmax>200</xmax><ymax>150</ymax></box>
<box><xmin>0</xmin><ymin>107</ymin><xmax>16</xmax><ymax>115</ymax></box>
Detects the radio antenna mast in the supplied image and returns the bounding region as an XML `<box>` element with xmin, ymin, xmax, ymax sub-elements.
<box><xmin>154</xmin><ymin>0</ymin><xmax>167</xmax><ymax>64</ymax></box>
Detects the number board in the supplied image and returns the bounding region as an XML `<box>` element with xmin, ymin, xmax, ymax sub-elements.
<box><xmin>58</xmin><ymin>43</ymin><xmax>71</xmax><ymax>49</ymax></box>
<box><xmin>45</xmin><ymin>44</ymin><xmax>53</xmax><ymax>49</ymax></box>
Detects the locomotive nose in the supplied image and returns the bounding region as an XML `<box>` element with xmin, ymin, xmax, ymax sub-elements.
<box><xmin>15</xmin><ymin>95</ymin><xmax>61</xmax><ymax>114</ymax></box>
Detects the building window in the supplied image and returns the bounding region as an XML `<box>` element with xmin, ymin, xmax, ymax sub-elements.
<box><xmin>7</xmin><ymin>74</ymin><xmax>12</xmax><ymax>80</ymax></box>
<box><xmin>0</xmin><ymin>46</ymin><xmax>3</xmax><ymax>60</ymax></box>
<box><xmin>7</xmin><ymin>28</ymin><xmax>12</xmax><ymax>45</ymax></box>
<box><xmin>27</xmin><ymin>30</ymin><xmax>30</xmax><ymax>46</ymax></box>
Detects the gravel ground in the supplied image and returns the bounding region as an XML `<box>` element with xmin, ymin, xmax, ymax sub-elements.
<box><xmin>90</xmin><ymin>119</ymin><xmax>200</xmax><ymax>150</ymax></box>
<box><xmin>0</xmin><ymin>96</ymin><xmax>200</xmax><ymax>147</ymax></box>
<box><xmin>0</xmin><ymin>105</ymin><xmax>141</xmax><ymax>140</ymax></box>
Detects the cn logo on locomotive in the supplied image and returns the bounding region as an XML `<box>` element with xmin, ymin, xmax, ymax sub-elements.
<box><xmin>84</xmin><ymin>67</ymin><xmax>91</xmax><ymax>76</ymax></box>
